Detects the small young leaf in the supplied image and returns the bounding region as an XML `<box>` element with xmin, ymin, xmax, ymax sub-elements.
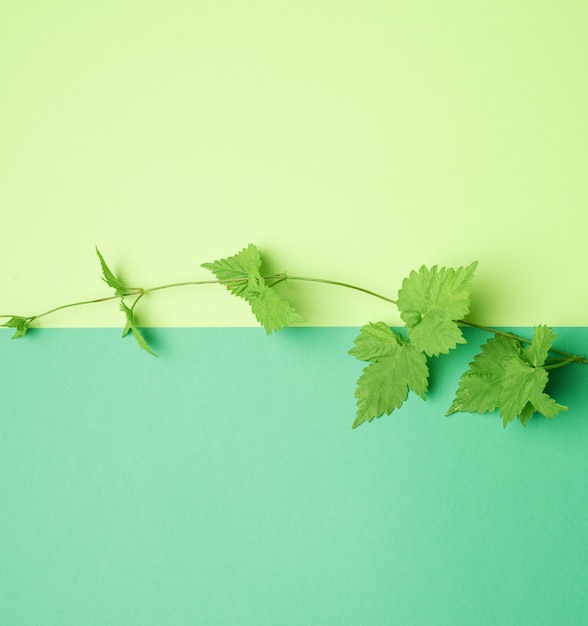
<box><xmin>119</xmin><ymin>301</ymin><xmax>158</xmax><ymax>357</ymax></box>
<box><xmin>397</xmin><ymin>262</ymin><xmax>478</xmax><ymax>356</ymax></box>
<box><xmin>351</xmin><ymin>325</ymin><xmax>429</xmax><ymax>428</ymax></box>
<box><xmin>201</xmin><ymin>243</ymin><xmax>262</xmax><ymax>297</ymax></box>
<box><xmin>96</xmin><ymin>247</ymin><xmax>127</xmax><ymax>296</ymax></box>
<box><xmin>202</xmin><ymin>244</ymin><xmax>305</xmax><ymax>333</ymax></box>
<box><xmin>522</xmin><ymin>324</ymin><xmax>558</xmax><ymax>367</ymax></box>
<box><xmin>245</xmin><ymin>280</ymin><xmax>306</xmax><ymax>334</ymax></box>
<box><xmin>2</xmin><ymin>316</ymin><xmax>33</xmax><ymax>339</ymax></box>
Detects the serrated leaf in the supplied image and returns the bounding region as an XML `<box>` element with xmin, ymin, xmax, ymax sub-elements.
<box><xmin>348</xmin><ymin>322</ymin><xmax>402</xmax><ymax>361</ymax></box>
<box><xmin>530</xmin><ymin>391</ymin><xmax>567</xmax><ymax>419</ymax></box>
<box><xmin>119</xmin><ymin>301</ymin><xmax>158</xmax><ymax>356</ymax></box>
<box><xmin>446</xmin><ymin>334</ymin><xmax>519</xmax><ymax>419</ymax></box>
<box><xmin>447</xmin><ymin>332</ymin><xmax>567</xmax><ymax>426</ymax></box>
<box><xmin>397</xmin><ymin>262</ymin><xmax>478</xmax><ymax>356</ymax></box>
<box><xmin>498</xmin><ymin>359</ymin><xmax>566</xmax><ymax>426</ymax></box>
<box><xmin>352</xmin><ymin>338</ymin><xmax>428</xmax><ymax>428</ymax></box>
<box><xmin>2</xmin><ymin>316</ymin><xmax>32</xmax><ymax>339</ymax></box>
<box><xmin>201</xmin><ymin>243</ymin><xmax>262</xmax><ymax>297</ymax></box>
<box><xmin>202</xmin><ymin>244</ymin><xmax>305</xmax><ymax>333</ymax></box>
<box><xmin>518</xmin><ymin>402</ymin><xmax>535</xmax><ymax>427</ymax></box>
<box><xmin>446</xmin><ymin>370</ymin><xmax>497</xmax><ymax>416</ymax></box>
<box><xmin>499</xmin><ymin>358</ymin><xmax>547</xmax><ymax>425</ymax></box>
<box><xmin>96</xmin><ymin>247</ymin><xmax>127</xmax><ymax>296</ymax></box>
<box><xmin>246</xmin><ymin>281</ymin><xmax>306</xmax><ymax>334</ymax></box>
<box><xmin>405</xmin><ymin>307</ymin><xmax>468</xmax><ymax>357</ymax></box>
<box><xmin>522</xmin><ymin>324</ymin><xmax>558</xmax><ymax>367</ymax></box>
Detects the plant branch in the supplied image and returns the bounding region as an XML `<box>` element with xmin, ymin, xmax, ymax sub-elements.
<box><xmin>34</xmin><ymin>292</ymin><xmax>143</xmax><ymax>320</ymax></box>
<box><xmin>544</xmin><ymin>355</ymin><xmax>586</xmax><ymax>370</ymax></box>
<box><xmin>283</xmin><ymin>275</ymin><xmax>398</xmax><ymax>304</ymax></box>
<box><xmin>457</xmin><ymin>319</ymin><xmax>588</xmax><ymax>365</ymax></box>
<box><xmin>1</xmin><ymin>267</ymin><xmax>586</xmax><ymax>367</ymax></box>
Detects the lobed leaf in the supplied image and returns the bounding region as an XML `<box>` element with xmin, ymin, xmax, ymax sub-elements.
<box><xmin>499</xmin><ymin>358</ymin><xmax>547</xmax><ymax>425</ymax></box>
<box><xmin>348</xmin><ymin>321</ymin><xmax>402</xmax><ymax>361</ymax></box>
<box><xmin>351</xmin><ymin>325</ymin><xmax>429</xmax><ymax>428</ymax></box>
<box><xmin>202</xmin><ymin>244</ymin><xmax>305</xmax><ymax>334</ymax></box>
<box><xmin>397</xmin><ymin>262</ymin><xmax>478</xmax><ymax>356</ymax></box>
<box><xmin>522</xmin><ymin>324</ymin><xmax>558</xmax><ymax>367</ymax></box>
<box><xmin>447</xmin><ymin>329</ymin><xmax>567</xmax><ymax>427</ymax></box>
<box><xmin>201</xmin><ymin>243</ymin><xmax>262</xmax><ymax>297</ymax></box>
<box><xmin>446</xmin><ymin>335</ymin><xmax>520</xmax><ymax>415</ymax></box>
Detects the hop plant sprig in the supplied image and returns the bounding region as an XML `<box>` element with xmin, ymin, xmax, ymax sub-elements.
<box><xmin>1</xmin><ymin>244</ymin><xmax>586</xmax><ymax>429</ymax></box>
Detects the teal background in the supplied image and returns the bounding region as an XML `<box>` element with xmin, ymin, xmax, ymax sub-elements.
<box><xmin>1</xmin><ymin>328</ymin><xmax>587</xmax><ymax>625</ymax></box>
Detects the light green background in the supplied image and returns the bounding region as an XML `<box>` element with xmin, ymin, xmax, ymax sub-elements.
<box><xmin>1</xmin><ymin>1</ymin><xmax>587</xmax><ymax>327</ymax></box>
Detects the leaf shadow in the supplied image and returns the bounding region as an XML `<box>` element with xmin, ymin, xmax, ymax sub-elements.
<box><xmin>133</xmin><ymin>326</ymin><xmax>164</xmax><ymax>356</ymax></box>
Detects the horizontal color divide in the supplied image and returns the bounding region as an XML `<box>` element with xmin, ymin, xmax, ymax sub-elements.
<box><xmin>1</xmin><ymin>327</ymin><xmax>588</xmax><ymax>625</ymax></box>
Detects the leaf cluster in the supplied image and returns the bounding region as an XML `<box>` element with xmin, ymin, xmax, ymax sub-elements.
<box><xmin>1</xmin><ymin>243</ymin><xmax>583</xmax><ymax>432</ymax></box>
<box><xmin>349</xmin><ymin>262</ymin><xmax>477</xmax><ymax>428</ymax></box>
<box><xmin>201</xmin><ymin>244</ymin><xmax>305</xmax><ymax>334</ymax></box>
<box><xmin>447</xmin><ymin>327</ymin><xmax>567</xmax><ymax>427</ymax></box>
<box><xmin>96</xmin><ymin>248</ymin><xmax>156</xmax><ymax>355</ymax></box>
<box><xmin>348</xmin><ymin>323</ymin><xmax>428</xmax><ymax>428</ymax></box>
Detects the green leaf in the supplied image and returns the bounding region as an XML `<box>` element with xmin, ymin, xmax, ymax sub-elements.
<box><xmin>119</xmin><ymin>301</ymin><xmax>158</xmax><ymax>357</ymax></box>
<box><xmin>202</xmin><ymin>244</ymin><xmax>305</xmax><ymax>333</ymax></box>
<box><xmin>397</xmin><ymin>262</ymin><xmax>478</xmax><ymax>356</ymax></box>
<box><xmin>531</xmin><ymin>391</ymin><xmax>567</xmax><ymax>420</ymax></box>
<box><xmin>245</xmin><ymin>280</ymin><xmax>306</xmax><ymax>334</ymax></box>
<box><xmin>2</xmin><ymin>316</ymin><xmax>33</xmax><ymax>339</ymax></box>
<box><xmin>446</xmin><ymin>335</ymin><xmax>521</xmax><ymax>415</ymax></box>
<box><xmin>447</xmin><ymin>331</ymin><xmax>567</xmax><ymax>426</ymax></box>
<box><xmin>96</xmin><ymin>247</ymin><xmax>127</xmax><ymax>296</ymax></box>
<box><xmin>522</xmin><ymin>324</ymin><xmax>558</xmax><ymax>367</ymax></box>
<box><xmin>351</xmin><ymin>327</ymin><xmax>429</xmax><ymax>428</ymax></box>
<box><xmin>518</xmin><ymin>402</ymin><xmax>535</xmax><ymax>428</ymax></box>
<box><xmin>405</xmin><ymin>307</ymin><xmax>468</xmax><ymax>358</ymax></box>
<box><xmin>201</xmin><ymin>243</ymin><xmax>262</xmax><ymax>297</ymax></box>
<box><xmin>348</xmin><ymin>321</ymin><xmax>402</xmax><ymax>361</ymax></box>
<box><xmin>498</xmin><ymin>358</ymin><xmax>547</xmax><ymax>426</ymax></box>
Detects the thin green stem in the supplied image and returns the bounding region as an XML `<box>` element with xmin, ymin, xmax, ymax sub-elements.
<box><xmin>2</xmin><ymin>269</ymin><xmax>587</xmax><ymax>368</ymax></box>
<box><xmin>142</xmin><ymin>274</ymin><xmax>285</xmax><ymax>294</ymax></box>
<box><xmin>143</xmin><ymin>279</ymin><xmax>234</xmax><ymax>293</ymax></box>
<box><xmin>266</xmin><ymin>277</ymin><xmax>288</xmax><ymax>289</ymax></box>
<box><xmin>457</xmin><ymin>319</ymin><xmax>533</xmax><ymax>344</ymax></box>
<box><xmin>284</xmin><ymin>275</ymin><xmax>398</xmax><ymax>305</ymax></box>
<box><xmin>544</xmin><ymin>355</ymin><xmax>586</xmax><ymax>370</ymax></box>
<box><xmin>35</xmin><ymin>292</ymin><xmax>142</xmax><ymax>320</ymax></box>
<box><xmin>129</xmin><ymin>291</ymin><xmax>145</xmax><ymax>313</ymax></box>
<box><xmin>2</xmin><ymin>276</ymin><xmax>284</xmax><ymax>322</ymax></box>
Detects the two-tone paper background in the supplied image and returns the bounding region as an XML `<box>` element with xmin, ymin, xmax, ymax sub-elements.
<box><xmin>2</xmin><ymin>3</ymin><xmax>587</xmax><ymax>624</ymax></box>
